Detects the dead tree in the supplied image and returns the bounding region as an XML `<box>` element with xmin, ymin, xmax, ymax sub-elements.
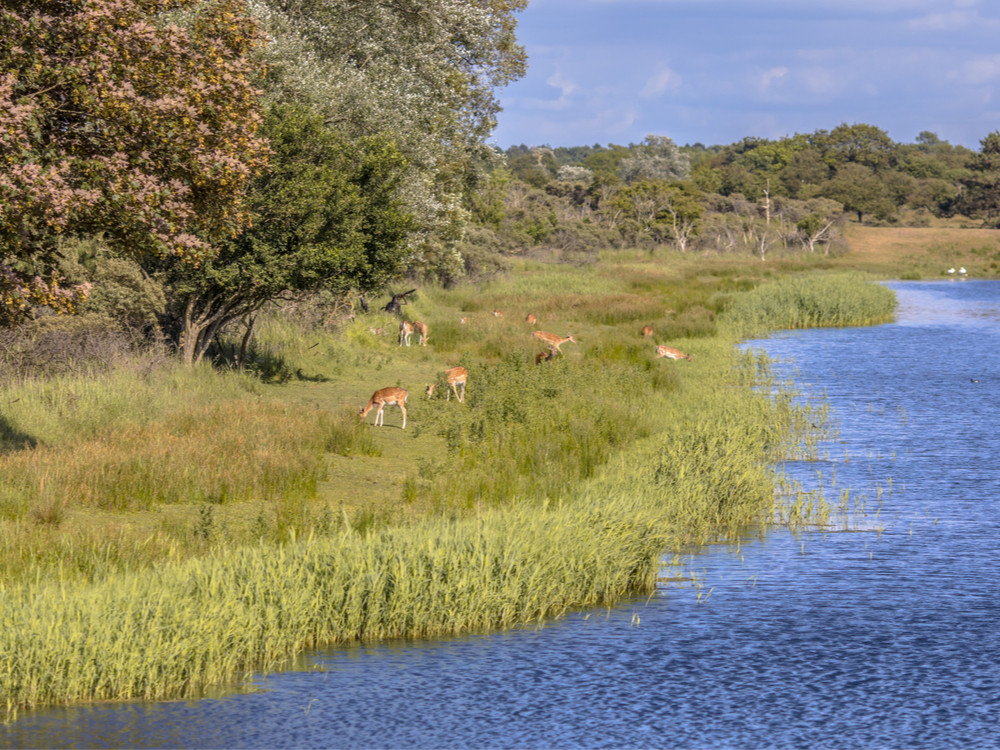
<box><xmin>384</xmin><ymin>289</ymin><xmax>417</xmax><ymax>316</ymax></box>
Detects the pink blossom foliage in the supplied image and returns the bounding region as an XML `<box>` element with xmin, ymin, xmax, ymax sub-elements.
<box><xmin>0</xmin><ymin>0</ymin><xmax>268</xmax><ymax>323</ymax></box>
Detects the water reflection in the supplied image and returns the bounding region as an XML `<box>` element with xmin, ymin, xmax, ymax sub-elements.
<box><xmin>5</xmin><ymin>281</ymin><xmax>1000</xmax><ymax>749</ymax></box>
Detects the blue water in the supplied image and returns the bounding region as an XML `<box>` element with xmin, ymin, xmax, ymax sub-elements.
<box><xmin>4</xmin><ymin>280</ymin><xmax>1000</xmax><ymax>749</ymax></box>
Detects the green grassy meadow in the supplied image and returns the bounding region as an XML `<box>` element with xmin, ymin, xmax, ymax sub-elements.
<box><xmin>0</xmin><ymin>251</ymin><xmax>897</xmax><ymax>719</ymax></box>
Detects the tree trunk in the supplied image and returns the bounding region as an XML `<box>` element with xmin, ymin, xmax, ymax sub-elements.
<box><xmin>237</xmin><ymin>315</ymin><xmax>256</xmax><ymax>370</ymax></box>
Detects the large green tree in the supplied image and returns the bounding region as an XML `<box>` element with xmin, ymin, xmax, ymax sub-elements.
<box><xmin>161</xmin><ymin>104</ymin><xmax>414</xmax><ymax>365</ymax></box>
<box><xmin>822</xmin><ymin>164</ymin><xmax>895</xmax><ymax>222</ymax></box>
<box><xmin>955</xmin><ymin>131</ymin><xmax>1000</xmax><ymax>226</ymax></box>
<box><xmin>819</xmin><ymin>123</ymin><xmax>897</xmax><ymax>171</ymax></box>
<box><xmin>250</xmin><ymin>0</ymin><xmax>527</xmax><ymax>282</ymax></box>
<box><xmin>0</xmin><ymin>0</ymin><xmax>268</xmax><ymax>324</ymax></box>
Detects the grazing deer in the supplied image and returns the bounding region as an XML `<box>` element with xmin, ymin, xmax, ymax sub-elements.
<box><xmin>535</xmin><ymin>347</ymin><xmax>557</xmax><ymax>365</ymax></box>
<box><xmin>414</xmin><ymin>320</ymin><xmax>428</xmax><ymax>346</ymax></box>
<box><xmin>359</xmin><ymin>387</ymin><xmax>408</xmax><ymax>429</ymax></box>
<box><xmin>655</xmin><ymin>345</ymin><xmax>692</xmax><ymax>361</ymax></box>
<box><xmin>460</xmin><ymin>316</ymin><xmax>469</xmax><ymax>325</ymax></box>
<box><xmin>641</xmin><ymin>325</ymin><xmax>654</xmax><ymax>338</ymax></box>
<box><xmin>525</xmin><ymin>313</ymin><xmax>537</xmax><ymax>326</ymax></box>
<box><xmin>493</xmin><ymin>310</ymin><xmax>503</xmax><ymax>319</ymax></box>
<box><xmin>425</xmin><ymin>366</ymin><xmax>468</xmax><ymax>402</ymax></box>
<box><xmin>399</xmin><ymin>320</ymin><xmax>414</xmax><ymax>346</ymax></box>
<box><xmin>532</xmin><ymin>330</ymin><xmax>578</xmax><ymax>354</ymax></box>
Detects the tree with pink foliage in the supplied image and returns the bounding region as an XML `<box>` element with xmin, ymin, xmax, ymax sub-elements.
<box><xmin>0</xmin><ymin>0</ymin><xmax>268</xmax><ymax>324</ymax></box>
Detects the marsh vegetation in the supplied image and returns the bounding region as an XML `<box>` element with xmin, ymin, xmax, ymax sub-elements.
<box><xmin>0</xmin><ymin>255</ymin><xmax>897</xmax><ymax>720</ymax></box>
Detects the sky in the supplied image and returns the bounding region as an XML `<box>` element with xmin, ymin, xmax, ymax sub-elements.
<box><xmin>491</xmin><ymin>0</ymin><xmax>1000</xmax><ymax>151</ymax></box>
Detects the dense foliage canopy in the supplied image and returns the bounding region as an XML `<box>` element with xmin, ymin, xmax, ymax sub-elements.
<box><xmin>0</xmin><ymin>0</ymin><xmax>268</xmax><ymax>323</ymax></box>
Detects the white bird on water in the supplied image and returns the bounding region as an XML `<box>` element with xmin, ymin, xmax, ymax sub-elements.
<box><xmin>959</xmin><ymin>267</ymin><xmax>967</xmax><ymax>275</ymax></box>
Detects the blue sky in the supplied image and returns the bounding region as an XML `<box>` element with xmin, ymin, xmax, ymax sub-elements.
<box><xmin>492</xmin><ymin>0</ymin><xmax>1000</xmax><ymax>150</ymax></box>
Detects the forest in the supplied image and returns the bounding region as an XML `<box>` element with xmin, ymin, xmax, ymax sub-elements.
<box><xmin>3</xmin><ymin>0</ymin><xmax>1000</xmax><ymax>366</ymax></box>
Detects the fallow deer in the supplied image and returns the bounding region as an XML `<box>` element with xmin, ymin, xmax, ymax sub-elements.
<box><xmin>655</xmin><ymin>345</ymin><xmax>692</xmax><ymax>361</ymax></box>
<box><xmin>425</xmin><ymin>366</ymin><xmax>467</xmax><ymax>402</ymax></box>
<box><xmin>359</xmin><ymin>387</ymin><xmax>408</xmax><ymax>429</ymax></box>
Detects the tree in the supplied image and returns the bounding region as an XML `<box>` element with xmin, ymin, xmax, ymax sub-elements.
<box><xmin>823</xmin><ymin>164</ymin><xmax>895</xmax><ymax>222</ymax></box>
<box><xmin>955</xmin><ymin>131</ymin><xmax>1000</xmax><ymax>227</ymax></box>
<box><xmin>618</xmin><ymin>135</ymin><xmax>691</xmax><ymax>183</ymax></box>
<box><xmin>0</xmin><ymin>0</ymin><xmax>268</xmax><ymax>324</ymax></box>
<box><xmin>795</xmin><ymin>199</ymin><xmax>843</xmax><ymax>255</ymax></box>
<box><xmin>160</xmin><ymin>105</ymin><xmax>414</xmax><ymax>365</ymax></box>
<box><xmin>250</xmin><ymin>0</ymin><xmax>528</xmax><ymax>280</ymax></box>
<box><xmin>609</xmin><ymin>180</ymin><xmax>703</xmax><ymax>250</ymax></box>
<box><xmin>820</xmin><ymin>123</ymin><xmax>897</xmax><ymax>171</ymax></box>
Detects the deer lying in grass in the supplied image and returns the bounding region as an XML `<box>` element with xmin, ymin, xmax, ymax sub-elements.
<box><xmin>655</xmin><ymin>345</ymin><xmax>692</xmax><ymax>361</ymax></box>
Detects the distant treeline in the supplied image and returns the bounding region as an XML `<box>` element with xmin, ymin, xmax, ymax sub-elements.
<box><xmin>452</xmin><ymin>125</ymin><xmax>1000</xmax><ymax>276</ymax></box>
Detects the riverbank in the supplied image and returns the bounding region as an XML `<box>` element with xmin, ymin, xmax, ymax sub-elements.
<box><xmin>0</xmin><ymin>252</ymin><xmax>895</xmax><ymax>719</ymax></box>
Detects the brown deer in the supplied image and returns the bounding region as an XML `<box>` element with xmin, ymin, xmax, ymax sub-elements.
<box><xmin>641</xmin><ymin>325</ymin><xmax>654</xmax><ymax>338</ymax></box>
<box><xmin>655</xmin><ymin>345</ymin><xmax>692</xmax><ymax>361</ymax></box>
<box><xmin>413</xmin><ymin>320</ymin><xmax>429</xmax><ymax>347</ymax></box>
<box><xmin>399</xmin><ymin>320</ymin><xmax>414</xmax><ymax>346</ymax></box>
<box><xmin>525</xmin><ymin>313</ymin><xmax>537</xmax><ymax>326</ymax></box>
<box><xmin>425</xmin><ymin>366</ymin><xmax>468</xmax><ymax>402</ymax></box>
<box><xmin>532</xmin><ymin>331</ymin><xmax>578</xmax><ymax>354</ymax></box>
<box><xmin>359</xmin><ymin>387</ymin><xmax>408</xmax><ymax>429</ymax></box>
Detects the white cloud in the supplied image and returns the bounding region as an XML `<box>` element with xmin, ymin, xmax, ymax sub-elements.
<box><xmin>797</xmin><ymin>67</ymin><xmax>846</xmax><ymax>98</ymax></box>
<box><xmin>546</xmin><ymin>70</ymin><xmax>578</xmax><ymax>99</ymax></box>
<box><xmin>907</xmin><ymin>10</ymin><xmax>976</xmax><ymax>31</ymax></box>
<box><xmin>958</xmin><ymin>55</ymin><xmax>1000</xmax><ymax>85</ymax></box>
<box><xmin>639</xmin><ymin>66</ymin><xmax>681</xmax><ymax>98</ymax></box>
<box><xmin>757</xmin><ymin>66</ymin><xmax>789</xmax><ymax>93</ymax></box>
<box><xmin>520</xmin><ymin>69</ymin><xmax>580</xmax><ymax>111</ymax></box>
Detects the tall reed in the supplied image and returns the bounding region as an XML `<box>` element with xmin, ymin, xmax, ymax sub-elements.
<box><xmin>719</xmin><ymin>271</ymin><xmax>897</xmax><ymax>339</ymax></box>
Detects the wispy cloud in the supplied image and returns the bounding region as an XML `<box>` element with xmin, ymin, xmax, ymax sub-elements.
<box><xmin>756</xmin><ymin>66</ymin><xmax>789</xmax><ymax>94</ymax></box>
<box><xmin>957</xmin><ymin>55</ymin><xmax>1000</xmax><ymax>85</ymax></box>
<box><xmin>907</xmin><ymin>10</ymin><xmax>976</xmax><ymax>31</ymax></box>
<box><xmin>639</xmin><ymin>66</ymin><xmax>682</xmax><ymax>98</ymax></box>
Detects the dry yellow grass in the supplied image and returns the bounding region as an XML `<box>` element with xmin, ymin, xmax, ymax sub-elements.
<box><xmin>841</xmin><ymin>224</ymin><xmax>1000</xmax><ymax>278</ymax></box>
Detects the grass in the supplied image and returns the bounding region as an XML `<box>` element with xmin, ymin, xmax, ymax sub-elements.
<box><xmin>0</xmin><ymin>245</ymin><xmax>902</xmax><ymax>720</ymax></box>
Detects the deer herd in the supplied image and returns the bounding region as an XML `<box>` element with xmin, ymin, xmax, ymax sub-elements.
<box><xmin>360</xmin><ymin>312</ymin><xmax>690</xmax><ymax>429</ymax></box>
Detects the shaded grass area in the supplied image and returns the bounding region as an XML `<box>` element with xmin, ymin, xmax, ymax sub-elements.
<box><xmin>0</xmin><ymin>257</ymin><xmax>896</xmax><ymax>720</ymax></box>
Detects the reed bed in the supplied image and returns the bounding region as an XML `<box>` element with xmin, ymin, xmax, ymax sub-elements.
<box><xmin>720</xmin><ymin>271</ymin><xmax>897</xmax><ymax>339</ymax></box>
<box><xmin>0</xmin><ymin>494</ymin><xmax>668</xmax><ymax>719</ymax></box>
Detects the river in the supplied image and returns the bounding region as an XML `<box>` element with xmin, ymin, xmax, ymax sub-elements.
<box><xmin>3</xmin><ymin>280</ymin><xmax>1000</xmax><ymax>749</ymax></box>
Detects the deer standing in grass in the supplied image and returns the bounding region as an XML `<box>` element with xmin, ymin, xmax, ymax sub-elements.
<box><xmin>532</xmin><ymin>331</ymin><xmax>578</xmax><ymax>354</ymax></box>
<box><xmin>360</xmin><ymin>387</ymin><xmax>408</xmax><ymax>428</ymax></box>
<box><xmin>525</xmin><ymin>313</ymin><xmax>537</xmax><ymax>326</ymax></box>
<box><xmin>399</xmin><ymin>320</ymin><xmax>414</xmax><ymax>346</ymax></box>
<box><xmin>641</xmin><ymin>325</ymin><xmax>654</xmax><ymax>338</ymax></box>
<box><xmin>425</xmin><ymin>366</ymin><xmax>467</xmax><ymax>402</ymax></box>
<box><xmin>414</xmin><ymin>320</ymin><xmax>428</xmax><ymax>346</ymax></box>
<box><xmin>493</xmin><ymin>310</ymin><xmax>503</xmax><ymax>319</ymax></box>
<box><xmin>655</xmin><ymin>345</ymin><xmax>692</xmax><ymax>361</ymax></box>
